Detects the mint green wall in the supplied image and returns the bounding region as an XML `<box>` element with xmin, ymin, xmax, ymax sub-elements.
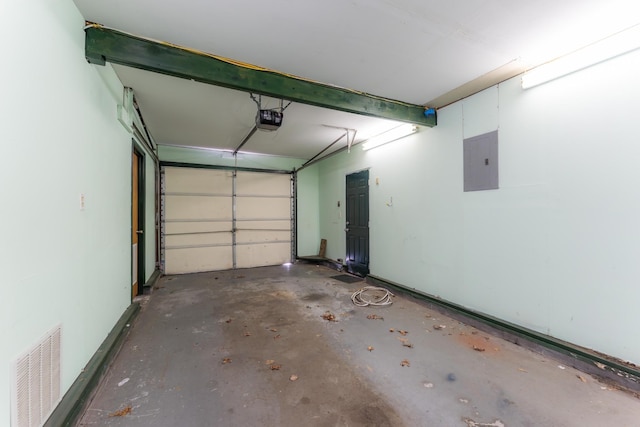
<box><xmin>0</xmin><ymin>1</ymin><xmax>141</xmax><ymax>424</ymax></box>
<box><xmin>296</xmin><ymin>164</ymin><xmax>320</xmax><ymax>256</ymax></box>
<box><xmin>315</xmin><ymin>49</ymin><xmax>640</xmax><ymax>365</ymax></box>
<box><xmin>159</xmin><ymin>144</ymin><xmax>304</xmax><ymax>171</ymax></box>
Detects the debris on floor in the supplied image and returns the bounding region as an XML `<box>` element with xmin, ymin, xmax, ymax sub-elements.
<box><xmin>366</xmin><ymin>314</ymin><xmax>384</xmax><ymax>320</ymax></box>
<box><xmin>577</xmin><ymin>375</ymin><xmax>588</xmax><ymax>383</ymax></box>
<box><xmin>463</xmin><ymin>417</ymin><xmax>505</xmax><ymax>427</ymax></box>
<box><xmin>222</xmin><ymin>358</ymin><xmax>232</xmax><ymax>364</ymax></box>
<box><xmin>117</xmin><ymin>378</ymin><xmax>129</xmax><ymax>387</ymax></box>
<box><xmin>401</xmin><ymin>359</ymin><xmax>410</xmax><ymax>367</ymax></box>
<box><xmin>322</xmin><ymin>312</ymin><xmax>336</xmax><ymax>322</ymax></box>
<box><xmin>109</xmin><ymin>405</ymin><xmax>132</xmax><ymax>417</ymax></box>
<box><xmin>270</xmin><ymin>364</ymin><xmax>281</xmax><ymax>371</ymax></box>
<box><xmin>473</xmin><ymin>345</ymin><xmax>486</xmax><ymax>352</ymax></box>
<box><xmin>433</xmin><ymin>324</ymin><xmax>446</xmax><ymax>330</ymax></box>
<box><xmin>367</xmin><ymin>346</ymin><xmax>374</xmax><ymax>352</ymax></box>
<box><xmin>289</xmin><ymin>374</ymin><xmax>299</xmax><ymax>381</ymax></box>
<box><xmin>398</xmin><ymin>330</ymin><xmax>408</xmax><ymax>336</ymax></box>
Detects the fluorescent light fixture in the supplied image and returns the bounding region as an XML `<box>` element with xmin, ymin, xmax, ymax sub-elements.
<box><xmin>522</xmin><ymin>24</ymin><xmax>640</xmax><ymax>89</ymax></box>
<box><xmin>361</xmin><ymin>124</ymin><xmax>418</xmax><ymax>151</ymax></box>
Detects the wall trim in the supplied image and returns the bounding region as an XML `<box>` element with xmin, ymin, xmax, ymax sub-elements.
<box><xmin>367</xmin><ymin>274</ymin><xmax>640</xmax><ymax>394</ymax></box>
<box><xmin>143</xmin><ymin>269</ymin><xmax>162</xmax><ymax>291</ymax></box>
<box><xmin>43</xmin><ymin>303</ymin><xmax>141</xmax><ymax>427</ymax></box>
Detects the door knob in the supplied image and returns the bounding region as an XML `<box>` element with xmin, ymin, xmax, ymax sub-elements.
<box><xmin>136</xmin><ymin>230</ymin><xmax>144</xmax><ymax>234</ymax></box>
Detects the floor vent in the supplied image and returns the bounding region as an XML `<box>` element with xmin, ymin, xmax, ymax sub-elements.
<box><xmin>12</xmin><ymin>325</ymin><xmax>61</xmax><ymax>427</ymax></box>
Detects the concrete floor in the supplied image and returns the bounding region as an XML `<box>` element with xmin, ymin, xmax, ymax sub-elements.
<box><xmin>78</xmin><ymin>264</ymin><xmax>640</xmax><ymax>426</ymax></box>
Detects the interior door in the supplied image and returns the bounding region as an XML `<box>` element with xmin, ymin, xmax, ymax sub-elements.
<box><xmin>345</xmin><ymin>170</ymin><xmax>369</xmax><ymax>276</ymax></box>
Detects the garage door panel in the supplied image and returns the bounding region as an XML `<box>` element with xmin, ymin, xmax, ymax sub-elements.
<box><xmin>236</xmin><ymin>197</ymin><xmax>290</xmax><ymax>220</ymax></box>
<box><xmin>165</xmin><ymin>195</ymin><xmax>232</xmax><ymax>220</ymax></box>
<box><xmin>236</xmin><ymin>230</ymin><xmax>290</xmax><ymax>244</ymax></box>
<box><xmin>236</xmin><ymin>220</ymin><xmax>290</xmax><ymax>231</ymax></box>
<box><xmin>166</xmin><ymin>232</ymin><xmax>232</xmax><ymax>248</ymax></box>
<box><xmin>165</xmin><ymin>221</ymin><xmax>232</xmax><ymax>235</ymax></box>
<box><xmin>165</xmin><ymin>246</ymin><xmax>233</xmax><ymax>274</ymax></box>
<box><xmin>236</xmin><ymin>242</ymin><xmax>291</xmax><ymax>269</ymax></box>
<box><xmin>165</xmin><ymin>167</ymin><xmax>233</xmax><ymax>194</ymax></box>
<box><xmin>163</xmin><ymin>166</ymin><xmax>292</xmax><ymax>274</ymax></box>
<box><xmin>236</xmin><ymin>172</ymin><xmax>291</xmax><ymax>196</ymax></box>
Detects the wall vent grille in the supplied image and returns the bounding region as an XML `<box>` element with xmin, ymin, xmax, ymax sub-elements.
<box><xmin>11</xmin><ymin>325</ymin><xmax>61</xmax><ymax>427</ymax></box>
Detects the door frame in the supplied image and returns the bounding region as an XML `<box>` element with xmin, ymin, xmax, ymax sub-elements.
<box><xmin>132</xmin><ymin>144</ymin><xmax>145</xmax><ymax>299</ymax></box>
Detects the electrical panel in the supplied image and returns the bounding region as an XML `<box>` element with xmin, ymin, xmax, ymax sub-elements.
<box><xmin>463</xmin><ymin>130</ymin><xmax>499</xmax><ymax>192</ymax></box>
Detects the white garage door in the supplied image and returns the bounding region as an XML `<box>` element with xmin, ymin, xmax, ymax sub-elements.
<box><xmin>162</xmin><ymin>166</ymin><xmax>292</xmax><ymax>274</ymax></box>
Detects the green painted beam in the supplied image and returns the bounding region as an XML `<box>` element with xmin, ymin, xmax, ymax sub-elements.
<box><xmin>84</xmin><ymin>25</ymin><xmax>436</xmax><ymax>127</ymax></box>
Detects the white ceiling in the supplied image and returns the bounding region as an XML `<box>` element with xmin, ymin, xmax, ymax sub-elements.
<box><xmin>73</xmin><ymin>0</ymin><xmax>640</xmax><ymax>160</ymax></box>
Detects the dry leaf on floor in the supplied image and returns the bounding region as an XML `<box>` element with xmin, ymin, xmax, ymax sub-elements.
<box><xmin>389</xmin><ymin>328</ymin><xmax>395</xmax><ymax>333</ymax></box>
<box><xmin>433</xmin><ymin>325</ymin><xmax>446</xmax><ymax>330</ymax></box>
<box><xmin>222</xmin><ymin>358</ymin><xmax>232</xmax><ymax>364</ymax></box>
<box><xmin>401</xmin><ymin>359</ymin><xmax>410</xmax><ymax>367</ymax></box>
<box><xmin>265</xmin><ymin>359</ymin><xmax>275</xmax><ymax>365</ymax></box>
<box><xmin>398</xmin><ymin>330</ymin><xmax>408</xmax><ymax>336</ymax></box>
<box><xmin>366</xmin><ymin>314</ymin><xmax>384</xmax><ymax>320</ymax></box>
<box><xmin>367</xmin><ymin>346</ymin><xmax>374</xmax><ymax>352</ymax></box>
<box><xmin>270</xmin><ymin>364</ymin><xmax>281</xmax><ymax>371</ymax></box>
<box><xmin>473</xmin><ymin>346</ymin><xmax>486</xmax><ymax>352</ymax></box>
<box><xmin>273</xmin><ymin>334</ymin><xmax>281</xmax><ymax>340</ymax></box>
<box><xmin>290</xmin><ymin>374</ymin><xmax>299</xmax><ymax>381</ymax></box>
<box><xmin>577</xmin><ymin>375</ymin><xmax>587</xmax><ymax>383</ymax></box>
<box><xmin>403</xmin><ymin>342</ymin><xmax>414</xmax><ymax>349</ymax></box>
<box><xmin>243</xmin><ymin>332</ymin><xmax>251</xmax><ymax>337</ymax></box>
<box><xmin>109</xmin><ymin>405</ymin><xmax>132</xmax><ymax>417</ymax></box>
<box><xmin>322</xmin><ymin>312</ymin><xmax>336</xmax><ymax>322</ymax></box>
<box><xmin>270</xmin><ymin>328</ymin><xmax>278</xmax><ymax>332</ymax></box>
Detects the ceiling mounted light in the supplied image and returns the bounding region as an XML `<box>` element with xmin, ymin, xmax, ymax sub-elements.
<box><xmin>521</xmin><ymin>24</ymin><xmax>640</xmax><ymax>89</ymax></box>
<box><xmin>361</xmin><ymin>124</ymin><xmax>419</xmax><ymax>151</ymax></box>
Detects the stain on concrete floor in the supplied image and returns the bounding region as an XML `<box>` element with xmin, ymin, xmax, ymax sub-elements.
<box><xmin>78</xmin><ymin>265</ymin><xmax>640</xmax><ymax>426</ymax></box>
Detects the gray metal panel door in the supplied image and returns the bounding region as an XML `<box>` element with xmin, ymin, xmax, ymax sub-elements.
<box><xmin>345</xmin><ymin>170</ymin><xmax>369</xmax><ymax>276</ymax></box>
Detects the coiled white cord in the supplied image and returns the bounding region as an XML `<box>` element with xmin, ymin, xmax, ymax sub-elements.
<box><xmin>351</xmin><ymin>286</ymin><xmax>394</xmax><ymax>307</ymax></box>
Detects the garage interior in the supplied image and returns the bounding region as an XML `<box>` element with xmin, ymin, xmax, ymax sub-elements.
<box><xmin>3</xmin><ymin>1</ymin><xmax>640</xmax><ymax>427</ymax></box>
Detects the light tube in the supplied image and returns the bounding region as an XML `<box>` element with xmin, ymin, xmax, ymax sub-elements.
<box><xmin>522</xmin><ymin>24</ymin><xmax>640</xmax><ymax>89</ymax></box>
<box><xmin>361</xmin><ymin>124</ymin><xmax>418</xmax><ymax>151</ymax></box>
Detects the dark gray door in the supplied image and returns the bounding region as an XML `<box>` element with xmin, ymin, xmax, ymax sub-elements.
<box><xmin>345</xmin><ymin>170</ymin><xmax>369</xmax><ymax>276</ymax></box>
